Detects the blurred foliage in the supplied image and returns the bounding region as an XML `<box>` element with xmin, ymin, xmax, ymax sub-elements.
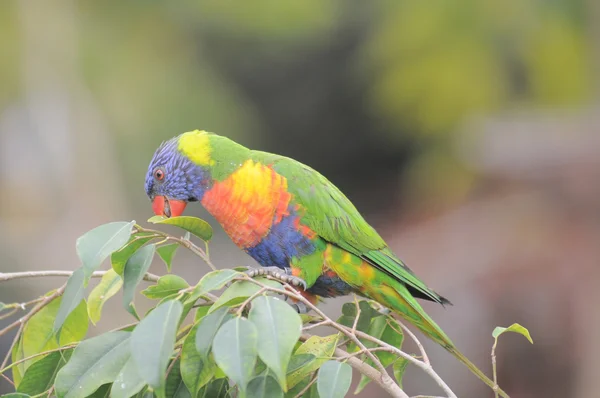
<box><xmin>0</xmin><ymin>0</ymin><xmax>593</xmax><ymax>210</ymax></box>
<box><xmin>365</xmin><ymin>0</ymin><xmax>590</xmax><ymax>136</ymax></box>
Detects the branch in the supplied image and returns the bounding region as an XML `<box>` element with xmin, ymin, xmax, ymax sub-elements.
<box><xmin>298</xmin><ymin>333</ymin><xmax>409</xmax><ymax>398</ymax></box>
<box><xmin>0</xmin><ymin>270</ymin><xmax>160</xmax><ymax>283</ymax></box>
<box><xmin>242</xmin><ymin>275</ymin><xmax>457</xmax><ymax>398</ymax></box>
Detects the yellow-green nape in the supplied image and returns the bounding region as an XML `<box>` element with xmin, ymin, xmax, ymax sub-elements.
<box><xmin>178</xmin><ymin>130</ymin><xmax>214</xmax><ymax>166</ymax></box>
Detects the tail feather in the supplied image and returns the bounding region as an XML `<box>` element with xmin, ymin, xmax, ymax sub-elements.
<box><xmin>372</xmin><ymin>282</ymin><xmax>510</xmax><ymax>398</ymax></box>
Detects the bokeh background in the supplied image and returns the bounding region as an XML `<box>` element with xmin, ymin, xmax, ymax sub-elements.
<box><xmin>1</xmin><ymin>1</ymin><xmax>599</xmax><ymax>397</ymax></box>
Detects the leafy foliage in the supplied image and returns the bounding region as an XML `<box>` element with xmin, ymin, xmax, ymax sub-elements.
<box><xmin>0</xmin><ymin>217</ymin><xmax>532</xmax><ymax>397</ymax></box>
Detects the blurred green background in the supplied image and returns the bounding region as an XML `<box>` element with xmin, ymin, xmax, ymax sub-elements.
<box><xmin>1</xmin><ymin>1</ymin><xmax>599</xmax><ymax>396</ymax></box>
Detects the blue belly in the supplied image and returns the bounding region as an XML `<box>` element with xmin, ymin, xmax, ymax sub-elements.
<box><xmin>245</xmin><ymin>211</ymin><xmax>316</xmax><ymax>269</ymax></box>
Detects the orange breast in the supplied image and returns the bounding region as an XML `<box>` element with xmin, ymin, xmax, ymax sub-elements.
<box><xmin>201</xmin><ymin>159</ymin><xmax>291</xmax><ymax>249</ymax></box>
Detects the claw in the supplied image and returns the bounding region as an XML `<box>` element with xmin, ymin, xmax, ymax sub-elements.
<box><xmin>245</xmin><ymin>266</ymin><xmax>307</xmax><ymax>290</ymax></box>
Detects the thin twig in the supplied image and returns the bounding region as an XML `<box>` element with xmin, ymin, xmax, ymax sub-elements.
<box><xmin>165</xmin><ymin>349</ymin><xmax>183</xmax><ymax>380</ymax></box>
<box><xmin>351</xmin><ymin>294</ymin><xmax>361</xmax><ymax>335</ymax></box>
<box><xmin>235</xmin><ymin>288</ymin><xmax>266</xmax><ymax>316</ymax></box>
<box><xmin>293</xmin><ymin>371</ymin><xmax>319</xmax><ymax>398</ymax></box>
<box><xmin>388</xmin><ymin>316</ymin><xmax>430</xmax><ymax>366</ymax></box>
<box><xmin>0</xmin><ymin>284</ymin><xmax>66</xmax><ymax>339</ymax></box>
<box><xmin>0</xmin><ymin>322</ymin><xmax>24</xmax><ymax>373</ymax></box>
<box><xmin>0</xmin><ymin>344</ymin><xmax>77</xmax><ymax>375</ymax></box>
<box><xmin>0</xmin><ymin>270</ymin><xmax>160</xmax><ymax>283</ymax></box>
<box><xmin>491</xmin><ymin>338</ymin><xmax>499</xmax><ymax>398</ymax></box>
<box><xmin>302</xmin><ymin>320</ymin><xmax>329</xmax><ymax>331</ymax></box>
<box><xmin>0</xmin><ymin>308</ymin><xmax>18</xmax><ymax>322</ymax></box>
<box><xmin>134</xmin><ymin>225</ymin><xmax>217</xmax><ymax>271</ymax></box>
<box><xmin>0</xmin><ymin>371</ymin><xmax>13</xmax><ymax>386</ymax></box>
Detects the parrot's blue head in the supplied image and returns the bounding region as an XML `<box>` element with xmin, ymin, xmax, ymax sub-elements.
<box><xmin>145</xmin><ymin>134</ymin><xmax>209</xmax><ymax>217</ymax></box>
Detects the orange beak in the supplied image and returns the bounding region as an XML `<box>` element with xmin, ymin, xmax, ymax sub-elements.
<box><xmin>152</xmin><ymin>196</ymin><xmax>187</xmax><ymax>218</ymax></box>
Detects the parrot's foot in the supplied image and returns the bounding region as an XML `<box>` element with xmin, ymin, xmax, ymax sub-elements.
<box><xmin>246</xmin><ymin>266</ymin><xmax>307</xmax><ymax>290</ymax></box>
<box><xmin>289</xmin><ymin>301</ymin><xmax>308</xmax><ymax>314</ymax></box>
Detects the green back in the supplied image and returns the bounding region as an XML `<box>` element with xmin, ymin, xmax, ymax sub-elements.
<box><xmin>251</xmin><ymin>150</ymin><xmax>447</xmax><ymax>305</ymax></box>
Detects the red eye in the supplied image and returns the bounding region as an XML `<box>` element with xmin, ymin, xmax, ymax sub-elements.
<box><xmin>154</xmin><ymin>168</ymin><xmax>165</xmax><ymax>181</ymax></box>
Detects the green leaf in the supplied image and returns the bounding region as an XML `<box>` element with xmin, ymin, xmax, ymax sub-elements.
<box><xmin>131</xmin><ymin>300</ymin><xmax>183</xmax><ymax>390</ymax></box>
<box><xmin>337</xmin><ymin>300</ymin><xmax>379</xmax><ymax>353</ymax></box>
<box><xmin>492</xmin><ymin>323</ymin><xmax>534</xmax><ymax>344</ymax></box>
<box><xmin>1</xmin><ymin>394</ymin><xmax>31</xmax><ymax>398</ymax></box>
<box><xmin>195</xmin><ymin>307</ymin><xmax>233</xmax><ymax>358</ymax></box>
<box><xmin>157</xmin><ymin>244</ymin><xmax>179</xmax><ymax>272</ymax></box>
<box><xmin>148</xmin><ymin>216</ymin><xmax>213</xmax><ymax>241</ymax></box>
<box><xmin>15</xmin><ymin>298</ymin><xmax>87</xmax><ymax>380</ymax></box>
<box><xmin>317</xmin><ymin>361</ymin><xmax>352</xmax><ymax>398</ymax></box>
<box><xmin>286</xmin><ymin>334</ymin><xmax>339</xmax><ymax>389</ymax></box>
<box><xmin>112</xmin><ymin>234</ymin><xmax>156</xmax><ymax>276</ymax></box>
<box><xmin>247</xmin><ymin>375</ymin><xmax>283</xmax><ymax>398</ymax></box>
<box><xmin>197</xmin><ymin>379</ymin><xmax>230</xmax><ymax>398</ymax></box>
<box><xmin>0</xmin><ymin>302</ymin><xmax>6</xmax><ymax>312</ymax></box>
<box><xmin>142</xmin><ymin>275</ymin><xmax>189</xmax><ymax>300</ymax></box>
<box><xmin>377</xmin><ymin>318</ymin><xmax>404</xmax><ymax>365</ymax></box>
<box><xmin>212</xmin><ymin>317</ymin><xmax>258</xmax><ymax>395</ymax></box>
<box><xmin>249</xmin><ymin>296</ymin><xmax>302</xmax><ymax>390</ymax></box>
<box><xmin>181</xmin><ymin>324</ymin><xmax>215</xmax><ymax>395</ymax></box>
<box><xmin>110</xmin><ymin>357</ymin><xmax>145</xmax><ymax>398</ymax></box>
<box><xmin>77</xmin><ymin>221</ymin><xmax>135</xmax><ymax>283</ymax></box>
<box><xmin>87</xmin><ymin>269</ymin><xmax>123</xmax><ymax>325</ymax></box>
<box><xmin>17</xmin><ymin>350</ymin><xmax>72</xmax><ymax>395</ymax></box>
<box><xmin>209</xmin><ymin>279</ymin><xmax>282</xmax><ymax>313</ymax></box>
<box><xmin>53</xmin><ymin>268</ymin><xmax>85</xmax><ymax>334</ymax></box>
<box><xmin>194</xmin><ymin>305</ymin><xmax>211</xmax><ymax>322</ymax></box>
<box><xmin>187</xmin><ymin>269</ymin><xmax>242</xmax><ymax>303</ymax></box>
<box><xmin>87</xmin><ymin>383</ymin><xmax>111</xmax><ymax>398</ymax></box>
<box><xmin>286</xmin><ymin>354</ymin><xmax>315</xmax><ymax>375</ymax></box>
<box><xmin>54</xmin><ymin>331</ymin><xmax>131</xmax><ymax>398</ymax></box>
<box><xmin>165</xmin><ymin>362</ymin><xmax>192</xmax><ymax>398</ymax></box>
<box><xmin>392</xmin><ymin>358</ymin><xmax>410</xmax><ymax>389</ymax></box>
<box><xmin>123</xmin><ymin>244</ymin><xmax>156</xmax><ymax>318</ymax></box>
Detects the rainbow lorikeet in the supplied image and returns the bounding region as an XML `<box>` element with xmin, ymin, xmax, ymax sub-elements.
<box><xmin>145</xmin><ymin>130</ymin><xmax>507</xmax><ymax>397</ymax></box>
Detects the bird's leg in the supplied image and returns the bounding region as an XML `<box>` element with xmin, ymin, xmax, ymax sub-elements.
<box><xmin>245</xmin><ymin>266</ymin><xmax>307</xmax><ymax>290</ymax></box>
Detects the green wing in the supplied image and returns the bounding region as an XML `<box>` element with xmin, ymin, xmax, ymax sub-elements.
<box><xmin>255</xmin><ymin>151</ymin><xmax>449</xmax><ymax>305</ymax></box>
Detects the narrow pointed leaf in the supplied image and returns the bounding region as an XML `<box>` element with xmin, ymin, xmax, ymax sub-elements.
<box><xmin>54</xmin><ymin>331</ymin><xmax>131</xmax><ymax>398</ymax></box>
<box><xmin>286</xmin><ymin>334</ymin><xmax>339</xmax><ymax>389</ymax></box>
<box><xmin>53</xmin><ymin>268</ymin><xmax>85</xmax><ymax>333</ymax></box>
<box><xmin>157</xmin><ymin>244</ymin><xmax>179</xmax><ymax>272</ymax></box>
<box><xmin>123</xmin><ymin>244</ymin><xmax>156</xmax><ymax>317</ymax></box>
<box><xmin>142</xmin><ymin>275</ymin><xmax>189</xmax><ymax>300</ymax></box>
<box><xmin>17</xmin><ymin>350</ymin><xmax>72</xmax><ymax>395</ymax></box>
<box><xmin>249</xmin><ymin>296</ymin><xmax>302</xmax><ymax>390</ymax></box>
<box><xmin>195</xmin><ymin>307</ymin><xmax>233</xmax><ymax>358</ymax></box>
<box><xmin>148</xmin><ymin>216</ymin><xmax>213</xmax><ymax>242</ymax></box>
<box><xmin>181</xmin><ymin>324</ymin><xmax>214</xmax><ymax>394</ymax></box>
<box><xmin>131</xmin><ymin>300</ymin><xmax>183</xmax><ymax>389</ymax></box>
<box><xmin>317</xmin><ymin>361</ymin><xmax>352</xmax><ymax>398</ymax></box>
<box><xmin>247</xmin><ymin>375</ymin><xmax>283</xmax><ymax>398</ymax></box>
<box><xmin>87</xmin><ymin>269</ymin><xmax>123</xmax><ymax>324</ymax></box>
<box><xmin>212</xmin><ymin>318</ymin><xmax>258</xmax><ymax>395</ymax></box>
<box><xmin>110</xmin><ymin>357</ymin><xmax>145</xmax><ymax>398</ymax></box>
<box><xmin>77</xmin><ymin>221</ymin><xmax>135</xmax><ymax>282</ymax></box>
<box><xmin>112</xmin><ymin>234</ymin><xmax>156</xmax><ymax>275</ymax></box>
<box><xmin>187</xmin><ymin>269</ymin><xmax>242</xmax><ymax>303</ymax></box>
<box><xmin>492</xmin><ymin>323</ymin><xmax>534</xmax><ymax>344</ymax></box>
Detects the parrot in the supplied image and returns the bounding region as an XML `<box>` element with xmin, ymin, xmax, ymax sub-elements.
<box><xmin>145</xmin><ymin>130</ymin><xmax>508</xmax><ymax>397</ymax></box>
